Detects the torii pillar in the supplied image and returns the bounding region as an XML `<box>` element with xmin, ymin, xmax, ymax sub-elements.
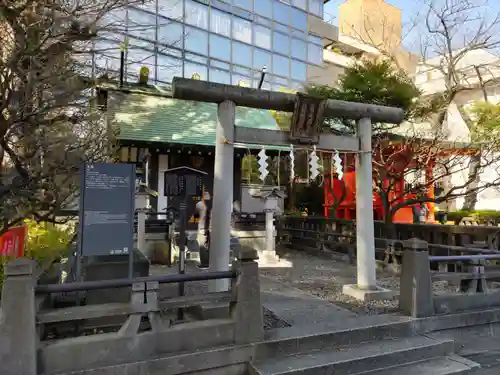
<box><xmin>172</xmin><ymin>78</ymin><xmax>403</xmax><ymax>300</ymax></box>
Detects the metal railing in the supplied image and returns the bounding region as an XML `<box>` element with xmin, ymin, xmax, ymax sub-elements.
<box><xmin>429</xmin><ymin>254</ymin><xmax>500</xmax><ymax>262</ymax></box>
<box><xmin>35</xmin><ymin>270</ymin><xmax>238</xmax><ymax>294</ymax></box>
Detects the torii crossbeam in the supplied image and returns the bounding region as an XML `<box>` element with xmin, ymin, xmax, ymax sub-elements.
<box><xmin>172</xmin><ymin>77</ymin><xmax>404</xmax><ymax>300</ymax></box>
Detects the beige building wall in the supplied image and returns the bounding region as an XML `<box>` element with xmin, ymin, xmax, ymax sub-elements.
<box><xmin>338</xmin><ymin>0</ymin><xmax>402</xmax><ymax>53</ymax></box>
<box><xmin>307</xmin><ymin>63</ymin><xmax>344</xmax><ymax>86</ymax></box>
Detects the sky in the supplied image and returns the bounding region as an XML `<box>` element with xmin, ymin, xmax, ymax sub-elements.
<box><xmin>324</xmin><ymin>0</ymin><xmax>421</xmax><ymax>26</ymax></box>
<box><xmin>323</xmin><ymin>0</ymin><xmax>500</xmax><ymax>54</ymax></box>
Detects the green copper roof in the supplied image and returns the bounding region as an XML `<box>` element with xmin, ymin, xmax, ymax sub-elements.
<box><xmin>112</xmin><ymin>92</ymin><xmax>282</xmax><ymax>147</ymax></box>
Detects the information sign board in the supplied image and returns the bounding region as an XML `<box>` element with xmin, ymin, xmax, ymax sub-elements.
<box><xmin>79</xmin><ymin>163</ymin><xmax>136</xmax><ymax>257</ymax></box>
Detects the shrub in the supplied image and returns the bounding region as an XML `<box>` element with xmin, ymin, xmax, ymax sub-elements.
<box><xmin>24</xmin><ymin>220</ymin><xmax>74</xmax><ymax>262</ymax></box>
<box><xmin>446</xmin><ymin>210</ymin><xmax>500</xmax><ymax>225</ymax></box>
<box><xmin>0</xmin><ymin>220</ymin><xmax>74</xmax><ymax>290</ymax></box>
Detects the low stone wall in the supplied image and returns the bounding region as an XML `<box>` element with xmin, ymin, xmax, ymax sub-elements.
<box><xmin>0</xmin><ymin>248</ymin><xmax>263</xmax><ymax>375</ymax></box>
<box><xmin>399</xmin><ymin>238</ymin><xmax>500</xmax><ymax>318</ymax></box>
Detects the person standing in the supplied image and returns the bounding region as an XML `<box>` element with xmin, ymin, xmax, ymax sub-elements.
<box><xmin>195</xmin><ymin>191</ymin><xmax>212</xmax><ymax>268</ymax></box>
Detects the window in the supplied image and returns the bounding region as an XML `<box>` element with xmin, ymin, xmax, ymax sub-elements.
<box><xmin>158</xmin><ymin>20</ymin><xmax>183</xmax><ymax>48</ymax></box>
<box><xmin>138</xmin><ymin>0</ymin><xmax>157</xmax><ymax>13</ymax></box>
<box><xmin>232</xmin><ymin>74</ymin><xmax>251</xmax><ymax>86</ymax></box>
<box><xmin>232</xmin><ymin>41</ymin><xmax>252</xmax><ymax>67</ymax></box>
<box><xmin>308</xmin><ymin>34</ymin><xmax>322</xmax><ymax>44</ymax></box>
<box><xmin>186</xmin><ymin>53</ymin><xmax>207</xmax><ymax>64</ymax></box>
<box><xmin>212</xmin><ymin>0</ymin><xmax>231</xmax><ymax>12</ymax></box>
<box><xmin>210</xmin><ymin>8</ymin><xmax>231</xmax><ymax>37</ymax></box>
<box><xmin>254</xmin><ymin>0</ymin><xmax>272</xmax><ymax>17</ymax></box>
<box><xmin>128</xmin><ymin>9</ymin><xmax>156</xmax><ymax>41</ymax></box>
<box><xmin>274</xmin><ymin>1</ymin><xmax>290</xmax><ymax>25</ymax></box>
<box><xmin>256</xmin><ymin>15</ymin><xmax>272</xmax><ymax>27</ymax></box>
<box><xmin>184</xmin><ymin>62</ymin><xmax>208</xmax><ymax>80</ymax></box>
<box><xmin>157</xmin><ymin>54</ymin><xmax>183</xmax><ymax>82</ymax></box>
<box><xmin>291</xmin><ymin>0</ymin><xmax>307</xmax><ymax>11</ymax></box>
<box><xmin>185</xmin><ymin>26</ymin><xmax>208</xmax><ymax>55</ymax></box>
<box><xmin>273</xmin><ymin>32</ymin><xmax>289</xmax><ymax>55</ymax></box>
<box><xmin>308</xmin><ymin>0</ymin><xmax>322</xmax><ymax>17</ymax></box>
<box><xmin>254</xmin><ymin>25</ymin><xmax>271</xmax><ymax>50</ymax></box>
<box><xmin>253</xmin><ymin>48</ymin><xmax>271</xmax><ymax>70</ymax></box>
<box><xmin>307</xmin><ymin>43</ymin><xmax>322</xmax><ymax>65</ymax></box>
<box><xmin>291</xmin><ymin>7</ymin><xmax>307</xmax><ymax>30</ymax></box>
<box><xmin>209</xmin><ymin>34</ymin><xmax>231</xmax><ymax>61</ymax></box>
<box><xmin>291</xmin><ymin>59</ymin><xmax>306</xmax><ymax>81</ymax></box>
<box><xmin>233</xmin><ymin>0</ymin><xmax>252</xmax><ymax>11</ymax></box>
<box><xmin>185</xmin><ymin>0</ymin><xmax>208</xmax><ymax>29</ymax></box>
<box><xmin>274</xmin><ymin>76</ymin><xmax>289</xmax><ymax>90</ymax></box>
<box><xmin>128</xmin><ymin>37</ymin><xmax>151</xmax><ymax>49</ymax></box>
<box><xmin>184</xmin><ymin>61</ymin><xmax>208</xmax><ymax>81</ymax></box>
<box><xmin>158</xmin><ymin>0</ymin><xmax>184</xmax><ymax>20</ymax></box>
<box><xmin>99</xmin><ymin>9</ymin><xmax>126</xmax><ymax>32</ymax></box>
<box><xmin>211</xmin><ymin>59</ymin><xmax>230</xmax><ymax>70</ymax></box>
<box><xmin>291</xmin><ymin>38</ymin><xmax>306</xmax><ymax>60</ymax></box>
<box><xmin>93</xmin><ymin>39</ymin><xmax>121</xmax><ymax>72</ymax></box>
<box><xmin>233</xmin><ymin>16</ymin><xmax>252</xmax><ymax>44</ymax></box>
<box><xmin>272</xmin><ymin>54</ymin><xmax>289</xmax><ymax>76</ymax></box>
<box><xmin>233</xmin><ymin>65</ymin><xmax>252</xmax><ymax>76</ymax></box>
<box><xmin>274</xmin><ymin>23</ymin><xmax>288</xmax><ymax>33</ymax></box>
<box><xmin>126</xmin><ymin>47</ymin><xmax>155</xmax><ymax>79</ymax></box>
<box><xmin>209</xmin><ymin>68</ymin><xmax>231</xmax><ymax>84</ymax></box>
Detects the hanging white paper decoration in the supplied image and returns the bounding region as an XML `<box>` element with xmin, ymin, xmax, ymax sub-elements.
<box><xmin>333</xmin><ymin>151</ymin><xmax>343</xmax><ymax>180</ymax></box>
<box><xmin>309</xmin><ymin>145</ymin><xmax>320</xmax><ymax>180</ymax></box>
<box><xmin>257</xmin><ymin>148</ymin><xmax>269</xmax><ymax>182</ymax></box>
<box><xmin>289</xmin><ymin>145</ymin><xmax>295</xmax><ymax>182</ymax></box>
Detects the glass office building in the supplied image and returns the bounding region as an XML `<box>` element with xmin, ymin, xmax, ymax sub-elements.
<box><xmin>93</xmin><ymin>0</ymin><xmax>325</xmax><ymax>90</ymax></box>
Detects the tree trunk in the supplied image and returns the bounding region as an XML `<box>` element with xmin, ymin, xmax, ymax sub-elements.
<box><xmin>461</xmin><ymin>66</ymin><xmax>488</xmax><ymax>212</ymax></box>
<box><xmin>381</xmin><ymin>194</ymin><xmax>397</xmax><ymax>239</ymax></box>
<box><xmin>461</xmin><ymin>153</ymin><xmax>481</xmax><ymax>211</ymax></box>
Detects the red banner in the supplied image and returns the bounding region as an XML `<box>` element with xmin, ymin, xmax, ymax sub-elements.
<box><xmin>0</xmin><ymin>225</ymin><xmax>27</xmax><ymax>258</ymax></box>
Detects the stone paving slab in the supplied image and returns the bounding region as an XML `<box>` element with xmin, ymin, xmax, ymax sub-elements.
<box><xmin>260</xmin><ymin>274</ymin><xmax>357</xmax><ymax>326</ymax></box>
<box><xmin>427</xmin><ymin>323</ymin><xmax>500</xmax><ymax>374</ymax></box>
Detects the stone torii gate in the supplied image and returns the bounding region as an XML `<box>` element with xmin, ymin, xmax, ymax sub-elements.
<box><xmin>172</xmin><ymin>77</ymin><xmax>404</xmax><ymax>300</ymax></box>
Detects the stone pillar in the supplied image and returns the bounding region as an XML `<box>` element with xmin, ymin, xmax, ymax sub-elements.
<box><xmin>265</xmin><ymin>210</ymin><xmax>275</xmax><ymax>253</ymax></box>
<box><xmin>354</xmin><ymin>117</ymin><xmax>376</xmax><ymax>289</ymax></box>
<box><xmin>136</xmin><ymin>192</ymin><xmax>149</xmax><ymax>255</ymax></box>
<box><xmin>343</xmin><ymin>117</ymin><xmax>396</xmax><ymax>301</ymax></box>
<box><xmin>210</xmin><ymin>100</ymin><xmax>235</xmax><ymax>292</ymax></box>
<box><xmin>399</xmin><ymin>238</ymin><xmax>434</xmax><ymax>318</ymax></box>
<box><xmin>231</xmin><ymin>247</ymin><xmax>263</xmax><ymax>344</ymax></box>
<box><xmin>459</xmin><ymin>259</ymin><xmax>487</xmax><ymax>293</ymax></box>
<box><xmin>0</xmin><ymin>258</ymin><xmax>37</xmax><ymax>375</ymax></box>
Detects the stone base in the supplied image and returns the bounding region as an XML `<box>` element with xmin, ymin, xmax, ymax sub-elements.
<box><xmin>342</xmin><ymin>284</ymin><xmax>397</xmax><ymax>302</ymax></box>
<box><xmin>257</xmin><ymin>251</ymin><xmax>293</xmax><ymax>268</ymax></box>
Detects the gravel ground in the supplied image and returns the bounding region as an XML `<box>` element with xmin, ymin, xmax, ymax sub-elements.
<box><xmin>260</xmin><ymin>249</ymin><xmax>476</xmax><ymax>316</ymax></box>
<box><xmin>152</xmin><ymin>250</ymin><xmax>500</xmax><ymax>319</ymax></box>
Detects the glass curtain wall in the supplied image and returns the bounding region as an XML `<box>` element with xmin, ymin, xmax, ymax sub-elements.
<box><xmin>91</xmin><ymin>0</ymin><xmax>324</xmax><ymax>90</ymax></box>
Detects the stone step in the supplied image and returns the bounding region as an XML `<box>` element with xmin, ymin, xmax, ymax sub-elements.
<box><xmin>256</xmin><ymin>314</ymin><xmax>415</xmax><ymax>358</ymax></box>
<box><xmin>249</xmin><ymin>335</ymin><xmax>455</xmax><ymax>375</ymax></box>
<box><xmin>359</xmin><ymin>355</ymin><xmax>480</xmax><ymax>375</ymax></box>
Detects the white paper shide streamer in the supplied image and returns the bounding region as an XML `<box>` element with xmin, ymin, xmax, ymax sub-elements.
<box><xmin>289</xmin><ymin>145</ymin><xmax>295</xmax><ymax>181</ymax></box>
<box><xmin>257</xmin><ymin>148</ymin><xmax>269</xmax><ymax>182</ymax></box>
<box><xmin>309</xmin><ymin>145</ymin><xmax>320</xmax><ymax>180</ymax></box>
<box><xmin>333</xmin><ymin>151</ymin><xmax>343</xmax><ymax>180</ymax></box>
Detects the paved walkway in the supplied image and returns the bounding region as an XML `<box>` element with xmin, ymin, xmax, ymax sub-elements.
<box><xmin>260</xmin><ymin>274</ymin><xmax>356</xmax><ymax>326</ymax></box>
<box><xmin>428</xmin><ymin>323</ymin><xmax>500</xmax><ymax>374</ymax></box>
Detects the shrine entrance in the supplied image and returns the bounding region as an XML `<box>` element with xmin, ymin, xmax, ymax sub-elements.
<box><xmin>171</xmin><ymin>77</ymin><xmax>404</xmax><ymax>301</ymax></box>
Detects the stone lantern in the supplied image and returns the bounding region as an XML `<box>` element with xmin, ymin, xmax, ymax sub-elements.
<box><xmin>250</xmin><ymin>187</ymin><xmax>286</xmax><ymax>262</ymax></box>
